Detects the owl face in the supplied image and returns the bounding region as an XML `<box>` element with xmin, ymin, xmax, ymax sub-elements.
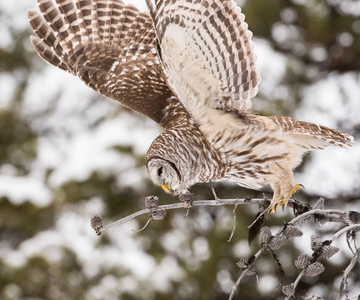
<box><xmin>146</xmin><ymin>157</ymin><xmax>183</xmax><ymax>195</ymax></box>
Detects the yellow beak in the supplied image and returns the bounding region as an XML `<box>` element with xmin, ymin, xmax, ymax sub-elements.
<box><xmin>161</xmin><ymin>184</ymin><xmax>170</xmax><ymax>192</ymax></box>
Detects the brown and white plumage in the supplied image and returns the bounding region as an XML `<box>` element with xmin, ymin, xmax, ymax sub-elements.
<box><xmin>28</xmin><ymin>0</ymin><xmax>354</xmax><ymax>210</ymax></box>
<box><xmin>28</xmin><ymin>0</ymin><xmax>172</xmax><ymax>123</ymax></box>
<box><xmin>146</xmin><ymin>0</ymin><xmax>261</xmax><ymax>128</ymax></box>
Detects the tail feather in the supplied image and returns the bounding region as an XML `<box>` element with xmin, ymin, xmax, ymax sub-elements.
<box><xmin>294</xmin><ymin>119</ymin><xmax>354</xmax><ymax>149</ymax></box>
<box><xmin>270</xmin><ymin>116</ymin><xmax>354</xmax><ymax>149</ymax></box>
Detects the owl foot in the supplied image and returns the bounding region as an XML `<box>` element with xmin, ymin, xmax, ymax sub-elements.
<box><xmin>292</xmin><ymin>184</ymin><xmax>302</xmax><ymax>195</ymax></box>
<box><xmin>268</xmin><ymin>184</ymin><xmax>302</xmax><ymax>214</ymax></box>
<box><xmin>268</xmin><ymin>198</ymin><xmax>286</xmax><ymax>214</ymax></box>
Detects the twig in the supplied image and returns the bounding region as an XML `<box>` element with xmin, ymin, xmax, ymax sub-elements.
<box><xmin>211</xmin><ymin>187</ymin><xmax>219</xmax><ymax>200</ymax></box>
<box><xmin>229</xmin><ymin>247</ymin><xmax>265</xmax><ymax>300</ymax></box>
<box><xmin>97</xmin><ymin>198</ymin><xmax>358</xmax><ymax>234</ymax></box>
<box><xmin>230</xmin><ymin>213</ymin><xmax>296</xmax><ymax>299</ymax></box>
<box><xmin>336</xmin><ymin>249</ymin><xmax>360</xmax><ymax>300</ymax></box>
<box><xmin>284</xmin><ymin>270</ymin><xmax>305</xmax><ymax>300</ymax></box>
<box><xmin>284</xmin><ymin>224</ymin><xmax>360</xmax><ymax>299</ymax></box>
<box><xmin>133</xmin><ymin>217</ymin><xmax>153</xmax><ymax>233</ymax></box>
<box><xmin>335</xmin><ymin>226</ymin><xmax>360</xmax><ymax>300</ymax></box>
<box><xmin>100</xmin><ymin>198</ymin><xmax>266</xmax><ymax>233</ymax></box>
<box><xmin>247</xmin><ymin>198</ymin><xmax>295</xmax><ymax>229</ymax></box>
<box><xmin>227</xmin><ymin>203</ymin><xmax>238</xmax><ymax>242</ymax></box>
<box><xmin>289</xmin><ymin>209</ymin><xmax>350</xmax><ymax>227</ymax></box>
<box><xmin>332</xmin><ymin>224</ymin><xmax>360</xmax><ymax>241</ymax></box>
<box><xmin>229</xmin><ymin>206</ymin><xmax>360</xmax><ymax>299</ymax></box>
<box><xmin>91</xmin><ymin>196</ymin><xmax>360</xmax><ymax>300</ymax></box>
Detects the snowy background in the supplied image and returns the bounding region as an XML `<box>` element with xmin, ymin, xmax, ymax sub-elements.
<box><xmin>0</xmin><ymin>0</ymin><xmax>359</xmax><ymax>299</ymax></box>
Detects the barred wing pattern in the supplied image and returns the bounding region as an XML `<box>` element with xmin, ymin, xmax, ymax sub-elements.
<box><xmin>28</xmin><ymin>0</ymin><xmax>173</xmax><ymax>123</ymax></box>
<box><xmin>146</xmin><ymin>0</ymin><xmax>261</xmax><ymax>120</ymax></box>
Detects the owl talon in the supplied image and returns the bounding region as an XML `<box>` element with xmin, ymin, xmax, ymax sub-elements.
<box><xmin>268</xmin><ymin>183</ymin><xmax>303</xmax><ymax>214</ymax></box>
<box><xmin>268</xmin><ymin>199</ymin><xmax>287</xmax><ymax>214</ymax></box>
<box><xmin>292</xmin><ymin>184</ymin><xmax>302</xmax><ymax>194</ymax></box>
<box><xmin>268</xmin><ymin>205</ymin><xmax>276</xmax><ymax>214</ymax></box>
<box><xmin>278</xmin><ymin>199</ymin><xmax>288</xmax><ymax>209</ymax></box>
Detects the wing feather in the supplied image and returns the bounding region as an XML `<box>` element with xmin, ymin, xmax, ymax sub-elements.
<box><xmin>28</xmin><ymin>0</ymin><xmax>173</xmax><ymax>124</ymax></box>
<box><xmin>146</xmin><ymin>0</ymin><xmax>261</xmax><ymax>123</ymax></box>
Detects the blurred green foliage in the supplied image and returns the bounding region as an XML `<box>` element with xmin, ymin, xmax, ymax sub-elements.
<box><xmin>0</xmin><ymin>1</ymin><xmax>359</xmax><ymax>299</ymax></box>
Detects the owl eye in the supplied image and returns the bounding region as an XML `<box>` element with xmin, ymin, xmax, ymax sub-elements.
<box><xmin>157</xmin><ymin>166</ymin><xmax>163</xmax><ymax>177</ymax></box>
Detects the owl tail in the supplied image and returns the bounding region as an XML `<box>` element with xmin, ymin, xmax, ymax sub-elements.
<box><xmin>272</xmin><ymin>116</ymin><xmax>354</xmax><ymax>150</ymax></box>
<box><xmin>27</xmin><ymin>0</ymin><xmax>152</xmax><ymax>89</ymax></box>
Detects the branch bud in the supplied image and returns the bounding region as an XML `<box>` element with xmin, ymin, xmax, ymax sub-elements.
<box><xmin>282</xmin><ymin>283</ymin><xmax>295</xmax><ymax>297</ymax></box>
<box><xmin>151</xmin><ymin>208</ymin><xmax>166</xmax><ymax>220</ymax></box>
<box><xmin>145</xmin><ymin>196</ymin><xmax>159</xmax><ymax>208</ymax></box>
<box><xmin>304</xmin><ymin>262</ymin><xmax>325</xmax><ymax>277</ymax></box>
<box><xmin>295</xmin><ymin>254</ymin><xmax>310</xmax><ymax>270</ymax></box>
<box><xmin>91</xmin><ymin>215</ymin><xmax>103</xmax><ymax>236</ymax></box>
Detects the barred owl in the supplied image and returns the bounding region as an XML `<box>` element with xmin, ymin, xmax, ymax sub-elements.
<box><xmin>28</xmin><ymin>0</ymin><xmax>353</xmax><ymax>212</ymax></box>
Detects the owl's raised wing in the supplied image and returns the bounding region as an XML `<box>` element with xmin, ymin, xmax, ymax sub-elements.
<box><xmin>146</xmin><ymin>0</ymin><xmax>261</xmax><ymax>121</ymax></box>
<box><xmin>28</xmin><ymin>0</ymin><xmax>173</xmax><ymax>123</ymax></box>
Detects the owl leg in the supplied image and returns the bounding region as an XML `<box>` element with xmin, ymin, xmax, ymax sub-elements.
<box><xmin>268</xmin><ymin>165</ymin><xmax>301</xmax><ymax>213</ymax></box>
<box><xmin>269</xmin><ymin>182</ymin><xmax>283</xmax><ymax>214</ymax></box>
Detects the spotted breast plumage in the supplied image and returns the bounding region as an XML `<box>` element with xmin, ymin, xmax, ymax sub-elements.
<box><xmin>28</xmin><ymin>0</ymin><xmax>353</xmax><ymax>212</ymax></box>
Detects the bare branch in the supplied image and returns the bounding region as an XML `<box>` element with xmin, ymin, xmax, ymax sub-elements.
<box><xmin>92</xmin><ymin>196</ymin><xmax>359</xmax><ymax>236</ymax></box>
<box><xmin>229</xmin><ymin>248</ymin><xmax>265</xmax><ymax>300</ymax></box>
<box><xmin>229</xmin><ymin>202</ymin><xmax>360</xmax><ymax>299</ymax></box>
<box><xmin>94</xmin><ymin>197</ymin><xmax>266</xmax><ymax>234</ymax></box>
<box><xmin>282</xmin><ymin>222</ymin><xmax>359</xmax><ymax>298</ymax></box>
<box><xmin>90</xmin><ymin>196</ymin><xmax>360</xmax><ymax>300</ymax></box>
<box><xmin>337</xmin><ymin>249</ymin><xmax>360</xmax><ymax>300</ymax></box>
<box><xmin>227</xmin><ymin>203</ymin><xmax>238</xmax><ymax>242</ymax></box>
<box><xmin>211</xmin><ymin>187</ymin><xmax>219</xmax><ymax>200</ymax></box>
<box><xmin>288</xmin><ymin>209</ymin><xmax>352</xmax><ymax>227</ymax></box>
<box><xmin>132</xmin><ymin>217</ymin><xmax>153</xmax><ymax>233</ymax></box>
<box><xmin>332</xmin><ymin>224</ymin><xmax>360</xmax><ymax>241</ymax></box>
<box><xmin>247</xmin><ymin>198</ymin><xmax>295</xmax><ymax>229</ymax></box>
<box><xmin>284</xmin><ymin>270</ymin><xmax>305</xmax><ymax>299</ymax></box>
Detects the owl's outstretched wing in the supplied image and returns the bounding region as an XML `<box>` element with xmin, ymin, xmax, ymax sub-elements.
<box><xmin>146</xmin><ymin>0</ymin><xmax>261</xmax><ymax>121</ymax></box>
<box><xmin>28</xmin><ymin>0</ymin><xmax>173</xmax><ymax>123</ymax></box>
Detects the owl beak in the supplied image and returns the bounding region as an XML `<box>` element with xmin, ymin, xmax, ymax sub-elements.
<box><xmin>161</xmin><ymin>184</ymin><xmax>170</xmax><ymax>193</ymax></box>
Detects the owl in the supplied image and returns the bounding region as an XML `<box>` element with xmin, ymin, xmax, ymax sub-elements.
<box><xmin>28</xmin><ymin>0</ymin><xmax>353</xmax><ymax>212</ymax></box>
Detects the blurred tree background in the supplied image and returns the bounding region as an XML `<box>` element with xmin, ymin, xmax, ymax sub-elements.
<box><xmin>0</xmin><ymin>0</ymin><xmax>359</xmax><ymax>299</ymax></box>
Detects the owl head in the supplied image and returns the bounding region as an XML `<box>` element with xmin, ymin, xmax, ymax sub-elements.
<box><xmin>145</xmin><ymin>129</ymin><xmax>198</xmax><ymax>197</ymax></box>
<box><xmin>145</xmin><ymin>113</ymin><xmax>221</xmax><ymax>198</ymax></box>
<box><xmin>146</xmin><ymin>157</ymin><xmax>183</xmax><ymax>194</ymax></box>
